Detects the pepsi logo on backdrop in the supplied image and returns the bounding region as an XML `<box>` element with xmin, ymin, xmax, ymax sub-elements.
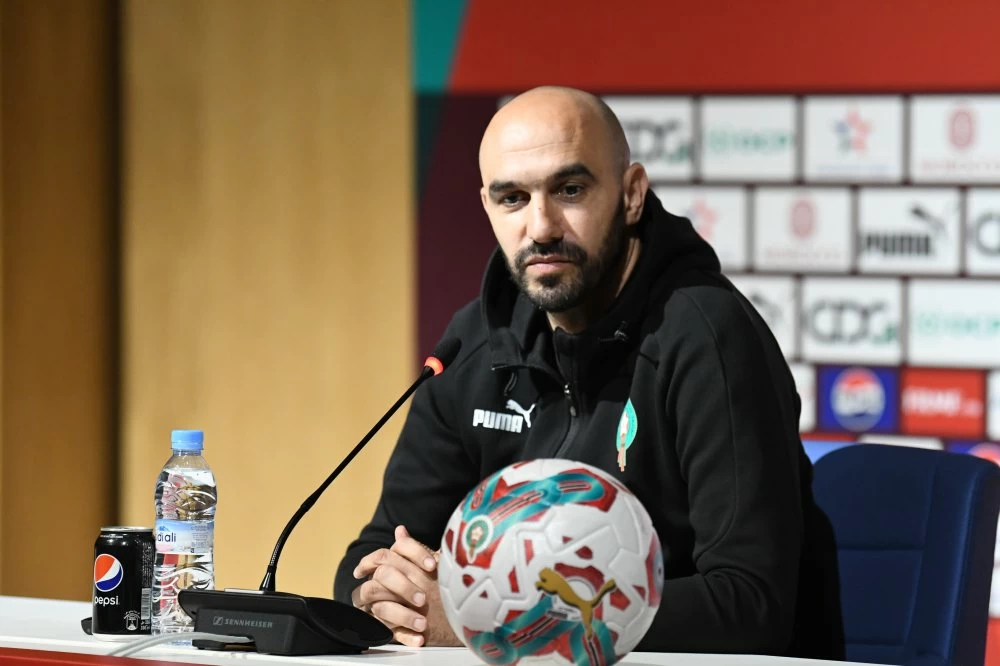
<box><xmin>832</xmin><ymin>368</ymin><xmax>886</xmax><ymax>431</ymax></box>
<box><xmin>818</xmin><ymin>366</ymin><xmax>900</xmax><ymax>434</ymax></box>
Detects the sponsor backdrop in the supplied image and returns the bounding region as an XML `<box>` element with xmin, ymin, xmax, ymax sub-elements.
<box><xmin>414</xmin><ymin>0</ymin><xmax>1000</xmax><ymax>659</ymax></box>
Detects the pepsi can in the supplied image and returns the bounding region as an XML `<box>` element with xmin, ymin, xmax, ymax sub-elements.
<box><xmin>92</xmin><ymin>526</ymin><xmax>154</xmax><ymax>640</ymax></box>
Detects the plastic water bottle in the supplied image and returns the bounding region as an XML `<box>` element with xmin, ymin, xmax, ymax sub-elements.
<box><xmin>152</xmin><ymin>429</ymin><xmax>217</xmax><ymax>636</ymax></box>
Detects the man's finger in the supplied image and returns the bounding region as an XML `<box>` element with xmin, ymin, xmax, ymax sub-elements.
<box><xmin>393</xmin><ymin>627</ymin><xmax>425</xmax><ymax>648</ymax></box>
<box><xmin>353</xmin><ymin>548</ymin><xmax>392</xmax><ymax>579</ymax></box>
<box><xmin>351</xmin><ymin>578</ymin><xmax>408</xmax><ymax>609</ymax></box>
<box><xmin>372</xmin><ymin>564</ymin><xmax>427</xmax><ymax>607</ymax></box>
<box><xmin>370</xmin><ymin>600</ymin><xmax>427</xmax><ymax>633</ymax></box>
<box><xmin>392</xmin><ymin>525</ymin><xmax>437</xmax><ymax>572</ymax></box>
<box><xmin>354</xmin><ymin>548</ymin><xmax>428</xmax><ymax>583</ymax></box>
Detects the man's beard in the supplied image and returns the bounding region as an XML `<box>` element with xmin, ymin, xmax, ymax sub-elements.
<box><xmin>508</xmin><ymin>199</ymin><xmax>628</xmax><ymax>313</ymax></box>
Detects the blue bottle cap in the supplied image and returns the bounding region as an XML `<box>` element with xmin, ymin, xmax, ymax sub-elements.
<box><xmin>171</xmin><ymin>429</ymin><xmax>204</xmax><ymax>452</ymax></box>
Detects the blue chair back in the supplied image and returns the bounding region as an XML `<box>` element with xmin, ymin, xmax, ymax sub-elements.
<box><xmin>813</xmin><ymin>443</ymin><xmax>1000</xmax><ymax>666</ymax></box>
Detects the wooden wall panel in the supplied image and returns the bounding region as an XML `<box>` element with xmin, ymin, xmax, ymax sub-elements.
<box><xmin>0</xmin><ymin>0</ymin><xmax>116</xmax><ymax>599</ymax></box>
<box><xmin>120</xmin><ymin>0</ymin><xmax>413</xmax><ymax>596</ymax></box>
<box><xmin>0</xmin><ymin>0</ymin><xmax>5</xmax><ymax>591</ymax></box>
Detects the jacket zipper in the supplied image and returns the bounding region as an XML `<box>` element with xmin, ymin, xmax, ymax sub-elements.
<box><xmin>491</xmin><ymin>363</ymin><xmax>581</xmax><ymax>457</ymax></box>
<box><xmin>552</xmin><ymin>382</ymin><xmax>580</xmax><ymax>458</ymax></box>
<box><xmin>563</xmin><ymin>383</ymin><xmax>578</xmax><ymax>417</ymax></box>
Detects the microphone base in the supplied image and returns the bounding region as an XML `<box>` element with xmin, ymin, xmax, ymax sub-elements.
<box><xmin>178</xmin><ymin>588</ymin><xmax>392</xmax><ymax>656</ymax></box>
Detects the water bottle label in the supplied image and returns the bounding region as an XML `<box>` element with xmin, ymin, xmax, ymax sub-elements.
<box><xmin>154</xmin><ymin>519</ymin><xmax>214</xmax><ymax>553</ymax></box>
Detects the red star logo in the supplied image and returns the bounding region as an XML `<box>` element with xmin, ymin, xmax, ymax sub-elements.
<box><xmin>690</xmin><ymin>199</ymin><xmax>718</xmax><ymax>241</ymax></box>
<box><xmin>847</xmin><ymin>110</ymin><xmax>872</xmax><ymax>151</ymax></box>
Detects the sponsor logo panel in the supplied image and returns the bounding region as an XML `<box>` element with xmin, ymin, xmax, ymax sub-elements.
<box><xmin>789</xmin><ymin>363</ymin><xmax>816</xmax><ymax>432</ymax></box>
<box><xmin>908</xmin><ymin>280</ymin><xmax>1000</xmax><ymax>368</ymax></box>
<box><xmin>603</xmin><ymin>97</ymin><xmax>694</xmax><ymax>180</ymax></box>
<box><xmin>900</xmin><ymin>368</ymin><xmax>985</xmax><ymax>439</ymax></box>
<box><xmin>655</xmin><ymin>187</ymin><xmax>747</xmax><ymax>270</ymax></box>
<box><xmin>967</xmin><ymin>188</ymin><xmax>1000</xmax><ymax>276</ymax></box>
<box><xmin>818</xmin><ymin>366</ymin><xmax>900</xmax><ymax>434</ymax></box>
<box><xmin>989</xmin><ymin>371</ymin><xmax>1000</xmax><ymax>441</ymax></box>
<box><xmin>700</xmin><ymin>97</ymin><xmax>797</xmax><ymax>181</ymax></box>
<box><xmin>729</xmin><ymin>275</ymin><xmax>798</xmax><ymax>359</ymax></box>
<box><xmin>804</xmin><ymin>96</ymin><xmax>904</xmax><ymax>182</ymax></box>
<box><xmin>857</xmin><ymin>188</ymin><xmax>961</xmax><ymax>275</ymax></box>
<box><xmin>753</xmin><ymin>188</ymin><xmax>853</xmax><ymax>272</ymax></box>
<box><xmin>801</xmin><ymin>277</ymin><xmax>903</xmax><ymax>365</ymax></box>
<box><xmin>910</xmin><ymin>95</ymin><xmax>1000</xmax><ymax>183</ymax></box>
<box><xmin>788</xmin><ymin>363</ymin><xmax>816</xmax><ymax>432</ymax></box>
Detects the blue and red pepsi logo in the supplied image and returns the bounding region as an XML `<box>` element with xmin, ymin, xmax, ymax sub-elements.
<box><xmin>94</xmin><ymin>554</ymin><xmax>123</xmax><ymax>593</ymax></box>
<box><xmin>819</xmin><ymin>366</ymin><xmax>899</xmax><ymax>433</ymax></box>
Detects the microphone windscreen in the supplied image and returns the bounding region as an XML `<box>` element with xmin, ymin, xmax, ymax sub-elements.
<box><xmin>429</xmin><ymin>338</ymin><xmax>462</xmax><ymax>370</ymax></box>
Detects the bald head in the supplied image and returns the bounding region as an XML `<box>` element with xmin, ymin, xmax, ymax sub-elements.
<box><xmin>479</xmin><ymin>86</ymin><xmax>630</xmax><ymax>180</ymax></box>
<box><xmin>476</xmin><ymin>87</ymin><xmax>650</xmax><ymax>326</ymax></box>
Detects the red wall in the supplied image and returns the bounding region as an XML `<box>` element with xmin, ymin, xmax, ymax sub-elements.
<box><xmin>451</xmin><ymin>0</ymin><xmax>1000</xmax><ymax>93</ymax></box>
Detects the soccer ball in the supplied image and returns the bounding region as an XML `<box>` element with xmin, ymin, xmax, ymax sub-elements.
<box><xmin>438</xmin><ymin>459</ymin><xmax>663</xmax><ymax>665</ymax></box>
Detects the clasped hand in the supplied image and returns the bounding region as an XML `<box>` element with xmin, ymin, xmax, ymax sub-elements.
<box><xmin>351</xmin><ymin>525</ymin><xmax>462</xmax><ymax>647</ymax></box>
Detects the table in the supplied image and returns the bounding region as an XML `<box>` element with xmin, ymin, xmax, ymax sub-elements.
<box><xmin>0</xmin><ymin>596</ymin><xmax>878</xmax><ymax>666</ymax></box>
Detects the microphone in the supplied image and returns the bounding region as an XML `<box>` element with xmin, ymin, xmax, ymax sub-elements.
<box><xmin>177</xmin><ymin>339</ymin><xmax>462</xmax><ymax>656</ymax></box>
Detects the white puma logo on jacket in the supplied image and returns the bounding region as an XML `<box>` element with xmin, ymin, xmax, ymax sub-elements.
<box><xmin>505</xmin><ymin>399</ymin><xmax>536</xmax><ymax>429</ymax></box>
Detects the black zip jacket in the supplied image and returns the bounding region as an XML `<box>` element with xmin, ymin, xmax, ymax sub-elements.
<box><xmin>335</xmin><ymin>191</ymin><xmax>844</xmax><ymax>658</ymax></box>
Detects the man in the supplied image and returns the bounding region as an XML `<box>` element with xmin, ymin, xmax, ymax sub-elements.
<box><xmin>334</xmin><ymin>86</ymin><xmax>843</xmax><ymax>657</ymax></box>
